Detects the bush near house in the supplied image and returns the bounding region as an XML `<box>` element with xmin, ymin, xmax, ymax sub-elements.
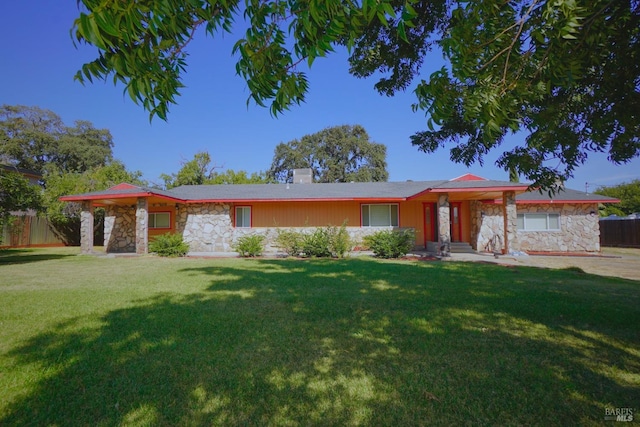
<box><xmin>364</xmin><ymin>229</ymin><xmax>415</xmax><ymax>259</ymax></box>
<box><xmin>326</xmin><ymin>224</ymin><xmax>352</xmax><ymax>258</ymax></box>
<box><xmin>233</xmin><ymin>235</ymin><xmax>265</xmax><ymax>257</ymax></box>
<box><xmin>149</xmin><ymin>233</ymin><xmax>189</xmax><ymax>257</ymax></box>
<box><xmin>275</xmin><ymin>224</ymin><xmax>352</xmax><ymax>258</ymax></box>
<box><xmin>275</xmin><ymin>229</ymin><xmax>303</xmax><ymax>256</ymax></box>
<box><xmin>302</xmin><ymin>228</ymin><xmax>333</xmax><ymax>258</ymax></box>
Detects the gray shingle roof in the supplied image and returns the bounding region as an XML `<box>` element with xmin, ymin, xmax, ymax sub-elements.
<box><xmin>516</xmin><ymin>187</ymin><xmax>618</xmax><ymax>203</ymax></box>
<box><xmin>61</xmin><ymin>178</ymin><xmax>616</xmax><ymax>204</ymax></box>
<box><xmin>169</xmin><ymin>181</ymin><xmax>448</xmax><ymax>200</ymax></box>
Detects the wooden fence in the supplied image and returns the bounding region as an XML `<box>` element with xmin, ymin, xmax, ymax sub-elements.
<box><xmin>599</xmin><ymin>219</ymin><xmax>640</xmax><ymax>248</ymax></box>
<box><xmin>1</xmin><ymin>215</ymin><xmax>64</xmax><ymax>248</ymax></box>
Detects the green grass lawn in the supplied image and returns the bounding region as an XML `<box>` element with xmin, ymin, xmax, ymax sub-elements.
<box><xmin>1</xmin><ymin>248</ymin><xmax>638</xmax><ymax>426</ymax></box>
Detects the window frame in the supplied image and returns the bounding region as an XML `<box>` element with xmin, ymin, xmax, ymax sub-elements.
<box><xmin>149</xmin><ymin>211</ymin><xmax>172</xmax><ymax>230</ymax></box>
<box><xmin>235</xmin><ymin>206</ymin><xmax>252</xmax><ymax>228</ymax></box>
<box><xmin>361</xmin><ymin>203</ymin><xmax>399</xmax><ymax>227</ymax></box>
<box><xmin>517</xmin><ymin>213</ymin><xmax>561</xmax><ymax>231</ymax></box>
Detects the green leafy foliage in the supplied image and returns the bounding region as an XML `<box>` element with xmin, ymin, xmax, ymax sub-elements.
<box><xmin>269</xmin><ymin>125</ymin><xmax>388</xmax><ymax>183</ymax></box>
<box><xmin>160</xmin><ymin>151</ymin><xmax>216</xmax><ymax>189</ymax></box>
<box><xmin>73</xmin><ymin>0</ymin><xmax>401</xmax><ymax>120</ymax></box>
<box><xmin>233</xmin><ymin>235</ymin><xmax>265</xmax><ymax>257</ymax></box>
<box><xmin>275</xmin><ymin>224</ymin><xmax>352</xmax><ymax>258</ymax></box>
<box><xmin>149</xmin><ymin>233</ymin><xmax>189</xmax><ymax>257</ymax></box>
<box><xmin>408</xmin><ymin>0</ymin><xmax>640</xmax><ymax>191</ymax></box>
<box><xmin>595</xmin><ymin>180</ymin><xmax>640</xmax><ymax>216</ymax></box>
<box><xmin>302</xmin><ymin>228</ymin><xmax>333</xmax><ymax>258</ymax></box>
<box><xmin>0</xmin><ymin>105</ymin><xmax>114</xmax><ymax>175</ymax></box>
<box><xmin>161</xmin><ymin>151</ymin><xmax>272</xmax><ymax>189</ymax></box>
<box><xmin>326</xmin><ymin>223</ymin><xmax>352</xmax><ymax>258</ymax></box>
<box><xmin>0</xmin><ymin>170</ymin><xmax>43</xmax><ymax>244</ymax></box>
<box><xmin>364</xmin><ymin>229</ymin><xmax>415</xmax><ymax>259</ymax></box>
<box><xmin>275</xmin><ymin>229</ymin><xmax>304</xmax><ymax>257</ymax></box>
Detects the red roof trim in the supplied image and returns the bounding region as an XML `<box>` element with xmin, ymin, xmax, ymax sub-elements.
<box><xmin>59</xmin><ymin>192</ymin><xmax>185</xmax><ymax>203</ymax></box>
<box><xmin>406</xmin><ymin>188</ymin><xmax>435</xmax><ymax>200</ymax></box>
<box><xmin>185</xmin><ymin>197</ymin><xmax>407</xmax><ymax>203</ymax></box>
<box><xmin>450</xmin><ymin>173</ymin><xmax>487</xmax><ymax>181</ymax></box>
<box><xmin>430</xmin><ymin>185</ymin><xmax>529</xmax><ymax>193</ymax></box>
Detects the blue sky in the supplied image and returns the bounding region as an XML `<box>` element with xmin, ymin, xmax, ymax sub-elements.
<box><xmin>1</xmin><ymin>2</ymin><xmax>638</xmax><ymax>191</ymax></box>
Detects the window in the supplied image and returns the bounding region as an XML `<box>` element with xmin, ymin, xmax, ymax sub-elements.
<box><xmin>235</xmin><ymin>206</ymin><xmax>251</xmax><ymax>228</ymax></box>
<box><xmin>517</xmin><ymin>213</ymin><xmax>560</xmax><ymax>231</ymax></box>
<box><xmin>362</xmin><ymin>204</ymin><xmax>399</xmax><ymax>227</ymax></box>
<box><xmin>149</xmin><ymin>212</ymin><xmax>171</xmax><ymax>229</ymax></box>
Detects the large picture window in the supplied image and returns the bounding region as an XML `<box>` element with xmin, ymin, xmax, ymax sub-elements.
<box><xmin>517</xmin><ymin>213</ymin><xmax>560</xmax><ymax>231</ymax></box>
<box><xmin>362</xmin><ymin>204</ymin><xmax>399</xmax><ymax>227</ymax></box>
<box><xmin>235</xmin><ymin>206</ymin><xmax>251</xmax><ymax>228</ymax></box>
<box><xmin>149</xmin><ymin>212</ymin><xmax>171</xmax><ymax>229</ymax></box>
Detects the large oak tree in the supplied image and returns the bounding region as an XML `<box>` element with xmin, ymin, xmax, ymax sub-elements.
<box><xmin>269</xmin><ymin>125</ymin><xmax>388</xmax><ymax>183</ymax></box>
<box><xmin>0</xmin><ymin>105</ymin><xmax>114</xmax><ymax>175</ymax></box>
<box><xmin>72</xmin><ymin>0</ymin><xmax>639</xmax><ymax>189</ymax></box>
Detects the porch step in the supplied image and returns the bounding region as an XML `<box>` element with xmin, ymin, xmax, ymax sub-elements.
<box><xmin>426</xmin><ymin>241</ymin><xmax>475</xmax><ymax>254</ymax></box>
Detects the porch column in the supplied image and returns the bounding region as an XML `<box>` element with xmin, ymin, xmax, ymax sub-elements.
<box><xmin>80</xmin><ymin>201</ymin><xmax>94</xmax><ymax>254</ymax></box>
<box><xmin>437</xmin><ymin>194</ymin><xmax>451</xmax><ymax>256</ymax></box>
<box><xmin>503</xmin><ymin>191</ymin><xmax>518</xmax><ymax>254</ymax></box>
<box><xmin>136</xmin><ymin>197</ymin><xmax>149</xmax><ymax>254</ymax></box>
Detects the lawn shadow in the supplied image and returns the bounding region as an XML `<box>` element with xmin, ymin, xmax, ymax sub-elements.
<box><xmin>2</xmin><ymin>258</ymin><xmax>639</xmax><ymax>425</ymax></box>
<box><xmin>0</xmin><ymin>248</ymin><xmax>75</xmax><ymax>265</ymax></box>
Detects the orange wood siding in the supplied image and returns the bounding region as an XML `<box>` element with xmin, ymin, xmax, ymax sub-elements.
<box><xmin>250</xmin><ymin>200</ymin><xmax>427</xmax><ymax>246</ymax></box>
<box><xmin>148</xmin><ymin>206</ymin><xmax>176</xmax><ymax>238</ymax></box>
<box><xmin>399</xmin><ymin>200</ymin><xmax>424</xmax><ymax>246</ymax></box>
<box><xmin>250</xmin><ymin>201</ymin><xmax>361</xmax><ymax>227</ymax></box>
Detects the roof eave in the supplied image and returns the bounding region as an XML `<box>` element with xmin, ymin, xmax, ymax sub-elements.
<box><xmin>516</xmin><ymin>198</ymin><xmax>620</xmax><ymax>204</ymax></box>
<box><xmin>59</xmin><ymin>192</ymin><xmax>185</xmax><ymax>203</ymax></box>
<box><xmin>184</xmin><ymin>197</ymin><xmax>408</xmax><ymax>203</ymax></box>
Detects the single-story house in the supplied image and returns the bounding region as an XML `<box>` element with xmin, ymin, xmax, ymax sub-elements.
<box><xmin>59</xmin><ymin>172</ymin><xmax>619</xmax><ymax>255</ymax></box>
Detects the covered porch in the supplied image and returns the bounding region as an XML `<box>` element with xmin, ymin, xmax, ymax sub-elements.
<box><xmin>61</xmin><ymin>184</ymin><xmax>183</xmax><ymax>255</ymax></box>
<box><xmin>413</xmin><ymin>189</ymin><xmax>520</xmax><ymax>256</ymax></box>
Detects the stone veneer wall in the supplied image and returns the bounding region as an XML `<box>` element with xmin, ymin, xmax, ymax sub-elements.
<box><xmin>175</xmin><ymin>202</ymin><xmax>413</xmax><ymax>253</ymax></box>
<box><xmin>470</xmin><ymin>201</ymin><xmax>505</xmax><ymax>253</ymax></box>
<box><xmin>176</xmin><ymin>204</ymin><xmax>234</xmax><ymax>252</ymax></box>
<box><xmin>233</xmin><ymin>226</ymin><xmax>409</xmax><ymax>253</ymax></box>
<box><xmin>517</xmin><ymin>203</ymin><xmax>600</xmax><ymax>252</ymax></box>
<box><xmin>471</xmin><ymin>201</ymin><xmax>601</xmax><ymax>253</ymax></box>
<box><xmin>104</xmin><ymin>205</ymin><xmax>136</xmax><ymax>252</ymax></box>
<box><xmin>80</xmin><ymin>201</ymin><xmax>94</xmax><ymax>254</ymax></box>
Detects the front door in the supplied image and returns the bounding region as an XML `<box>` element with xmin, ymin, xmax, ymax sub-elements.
<box><xmin>450</xmin><ymin>202</ymin><xmax>462</xmax><ymax>242</ymax></box>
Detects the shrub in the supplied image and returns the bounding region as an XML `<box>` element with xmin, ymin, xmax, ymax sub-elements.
<box><xmin>149</xmin><ymin>233</ymin><xmax>189</xmax><ymax>257</ymax></box>
<box><xmin>327</xmin><ymin>223</ymin><xmax>352</xmax><ymax>258</ymax></box>
<box><xmin>275</xmin><ymin>229</ymin><xmax>303</xmax><ymax>257</ymax></box>
<box><xmin>363</xmin><ymin>229</ymin><xmax>415</xmax><ymax>259</ymax></box>
<box><xmin>233</xmin><ymin>235</ymin><xmax>265</xmax><ymax>257</ymax></box>
<box><xmin>302</xmin><ymin>228</ymin><xmax>332</xmax><ymax>257</ymax></box>
<box><xmin>275</xmin><ymin>225</ymin><xmax>353</xmax><ymax>258</ymax></box>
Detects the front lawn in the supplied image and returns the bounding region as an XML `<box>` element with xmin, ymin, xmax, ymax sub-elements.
<box><xmin>1</xmin><ymin>248</ymin><xmax>638</xmax><ymax>425</ymax></box>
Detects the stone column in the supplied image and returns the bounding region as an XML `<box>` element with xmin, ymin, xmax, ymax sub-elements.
<box><xmin>136</xmin><ymin>197</ymin><xmax>149</xmax><ymax>254</ymax></box>
<box><xmin>80</xmin><ymin>201</ymin><xmax>94</xmax><ymax>254</ymax></box>
<box><xmin>503</xmin><ymin>191</ymin><xmax>518</xmax><ymax>254</ymax></box>
<box><xmin>437</xmin><ymin>194</ymin><xmax>451</xmax><ymax>256</ymax></box>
